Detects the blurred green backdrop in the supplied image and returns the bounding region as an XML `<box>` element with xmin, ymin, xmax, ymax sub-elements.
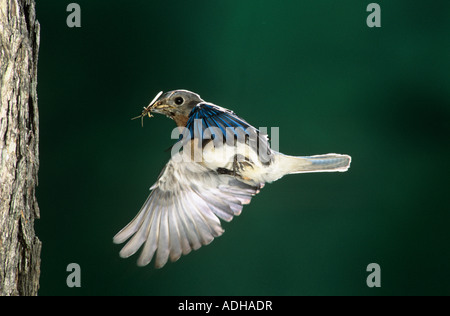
<box><xmin>35</xmin><ymin>0</ymin><xmax>450</xmax><ymax>295</ymax></box>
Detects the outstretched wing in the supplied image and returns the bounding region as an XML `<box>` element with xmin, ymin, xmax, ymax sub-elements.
<box><xmin>113</xmin><ymin>152</ymin><xmax>263</xmax><ymax>268</ymax></box>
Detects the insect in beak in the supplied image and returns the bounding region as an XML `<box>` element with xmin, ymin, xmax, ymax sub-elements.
<box><xmin>131</xmin><ymin>91</ymin><xmax>163</xmax><ymax>127</ymax></box>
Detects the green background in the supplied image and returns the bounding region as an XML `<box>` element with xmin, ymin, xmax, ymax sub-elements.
<box><xmin>35</xmin><ymin>0</ymin><xmax>450</xmax><ymax>295</ymax></box>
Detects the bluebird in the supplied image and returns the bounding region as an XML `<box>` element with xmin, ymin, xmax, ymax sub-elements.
<box><xmin>114</xmin><ymin>90</ymin><xmax>351</xmax><ymax>268</ymax></box>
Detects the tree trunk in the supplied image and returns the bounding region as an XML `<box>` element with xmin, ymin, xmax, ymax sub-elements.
<box><xmin>0</xmin><ymin>0</ymin><xmax>41</xmax><ymax>296</ymax></box>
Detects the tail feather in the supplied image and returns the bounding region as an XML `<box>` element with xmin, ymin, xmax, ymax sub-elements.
<box><xmin>278</xmin><ymin>153</ymin><xmax>351</xmax><ymax>174</ymax></box>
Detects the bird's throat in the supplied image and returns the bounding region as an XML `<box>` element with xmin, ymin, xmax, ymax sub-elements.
<box><xmin>172</xmin><ymin>113</ymin><xmax>189</xmax><ymax>128</ymax></box>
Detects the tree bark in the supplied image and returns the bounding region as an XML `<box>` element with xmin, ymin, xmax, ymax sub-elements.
<box><xmin>0</xmin><ymin>0</ymin><xmax>41</xmax><ymax>296</ymax></box>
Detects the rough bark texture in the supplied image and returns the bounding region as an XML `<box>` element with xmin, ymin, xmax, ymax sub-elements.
<box><xmin>0</xmin><ymin>0</ymin><xmax>40</xmax><ymax>296</ymax></box>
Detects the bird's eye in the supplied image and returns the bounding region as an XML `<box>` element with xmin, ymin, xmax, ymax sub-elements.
<box><xmin>175</xmin><ymin>97</ymin><xmax>184</xmax><ymax>105</ymax></box>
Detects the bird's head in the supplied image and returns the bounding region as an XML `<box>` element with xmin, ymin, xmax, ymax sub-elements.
<box><xmin>136</xmin><ymin>90</ymin><xmax>203</xmax><ymax>127</ymax></box>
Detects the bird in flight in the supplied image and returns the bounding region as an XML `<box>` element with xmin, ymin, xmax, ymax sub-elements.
<box><xmin>114</xmin><ymin>90</ymin><xmax>351</xmax><ymax>268</ymax></box>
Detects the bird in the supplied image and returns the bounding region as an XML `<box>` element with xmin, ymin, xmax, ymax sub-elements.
<box><xmin>113</xmin><ymin>89</ymin><xmax>351</xmax><ymax>268</ymax></box>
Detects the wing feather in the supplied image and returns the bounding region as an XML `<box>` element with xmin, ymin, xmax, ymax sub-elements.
<box><xmin>155</xmin><ymin>209</ymin><xmax>170</xmax><ymax>268</ymax></box>
<box><xmin>175</xmin><ymin>190</ymin><xmax>202</xmax><ymax>251</ymax></box>
<box><xmin>136</xmin><ymin>207</ymin><xmax>160</xmax><ymax>267</ymax></box>
<box><xmin>185</xmin><ymin>103</ymin><xmax>268</xmax><ymax>148</ymax></box>
<box><xmin>167</xmin><ymin>209</ymin><xmax>182</xmax><ymax>262</ymax></box>
<box><xmin>113</xmin><ymin>153</ymin><xmax>263</xmax><ymax>268</ymax></box>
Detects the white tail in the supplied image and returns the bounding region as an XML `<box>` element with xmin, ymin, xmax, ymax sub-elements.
<box><xmin>277</xmin><ymin>153</ymin><xmax>351</xmax><ymax>175</ymax></box>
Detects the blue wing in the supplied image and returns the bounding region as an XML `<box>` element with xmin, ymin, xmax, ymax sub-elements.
<box><xmin>184</xmin><ymin>103</ymin><xmax>255</xmax><ymax>141</ymax></box>
<box><xmin>179</xmin><ymin>103</ymin><xmax>272</xmax><ymax>164</ymax></box>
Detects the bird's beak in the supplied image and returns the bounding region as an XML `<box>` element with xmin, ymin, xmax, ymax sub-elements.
<box><xmin>149</xmin><ymin>100</ymin><xmax>173</xmax><ymax>113</ymax></box>
<box><xmin>132</xmin><ymin>91</ymin><xmax>167</xmax><ymax>125</ymax></box>
<box><xmin>145</xmin><ymin>91</ymin><xmax>164</xmax><ymax>114</ymax></box>
<box><xmin>148</xmin><ymin>91</ymin><xmax>176</xmax><ymax>113</ymax></box>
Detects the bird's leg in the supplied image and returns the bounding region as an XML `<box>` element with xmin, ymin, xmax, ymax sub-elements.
<box><xmin>215</xmin><ymin>154</ymin><xmax>254</xmax><ymax>179</ymax></box>
<box><xmin>232</xmin><ymin>154</ymin><xmax>243</xmax><ymax>177</ymax></box>
<box><xmin>232</xmin><ymin>154</ymin><xmax>253</xmax><ymax>179</ymax></box>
